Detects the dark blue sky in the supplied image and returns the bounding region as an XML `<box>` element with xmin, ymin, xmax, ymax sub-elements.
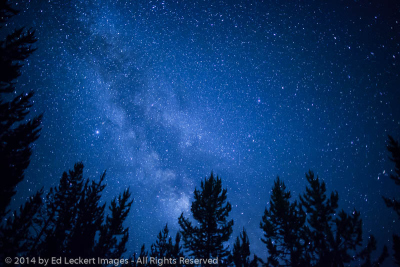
<box><xmin>8</xmin><ymin>0</ymin><xmax>400</xmax><ymax>262</ymax></box>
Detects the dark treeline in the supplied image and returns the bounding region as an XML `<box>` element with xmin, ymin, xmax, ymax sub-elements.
<box><xmin>0</xmin><ymin>0</ymin><xmax>399</xmax><ymax>266</ymax></box>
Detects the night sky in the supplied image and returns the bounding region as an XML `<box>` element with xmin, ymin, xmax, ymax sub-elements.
<box><xmin>7</xmin><ymin>0</ymin><xmax>400</xmax><ymax>262</ymax></box>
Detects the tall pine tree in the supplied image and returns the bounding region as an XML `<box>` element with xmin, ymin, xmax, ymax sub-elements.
<box><xmin>131</xmin><ymin>245</ymin><xmax>149</xmax><ymax>267</ymax></box>
<box><xmin>0</xmin><ymin>0</ymin><xmax>42</xmax><ymax>219</ymax></box>
<box><xmin>179</xmin><ymin>172</ymin><xmax>234</xmax><ymax>265</ymax></box>
<box><xmin>299</xmin><ymin>171</ymin><xmax>384</xmax><ymax>266</ymax></box>
<box><xmin>299</xmin><ymin>171</ymin><xmax>340</xmax><ymax>266</ymax></box>
<box><xmin>260</xmin><ymin>177</ymin><xmax>307</xmax><ymax>267</ymax></box>
<box><xmin>36</xmin><ymin>163</ymin><xmax>87</xmax><ymax>257</ymax></box>
<box><xmin>231</xmin><ymin>228</ymin><xmax>259</xmax><ymax>267</ymax></box>
<box><xmin>149</xmin><ymin>224</ymin><xmax>183</xmax><ymax>267</ymax></box>
<box><xmin>95</xmin><ymin>188</ymin><xmax>133</xmax><ymax>259</ymax></box>
<box><xmin>0</xmin><ymin>0</ymin><xmax>43</xmax><ymax>259</ymax></box>
<box><xmin>383</xmin><ymin>135</ymin><xmax>400</xmax><ymax>265</ymax></box>
<box><xmin>261</xmin><ymin>172</ymin><xmax>387</xmax><ymax>267</ymax></box>
<box><xmin>0</xmin><ymin>190</ymin><xmax>43</xmax><ymax>258</ymax></box>
<box><xmin>28</xmin><ymin>163</ymin><xmax>133</xmax><ymax>260</ymax></box>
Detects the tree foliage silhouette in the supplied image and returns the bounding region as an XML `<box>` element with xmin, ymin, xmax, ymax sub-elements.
<box><xmin>0</xmin><ymin>0</ymin><xmax>43</xmax><ymax>260</ymax></box>
<box><xmin>0</xmin><ymin>0</ymin><xmax>42</xmax><ymax>219</ymax></box>
<box><xmin>0</xmin><ymin>162</ymin><xmax>133</xmax><ymax>260</ymax></box>
<box><xmin>30</xmin><ymin>163</ymin><xmax>133</xmax><ymax>259</ymax></box>
<box><xmin>36</xmin><ymin>163</ymin><xmax>88</xmax><ymax>257</ymax></box>
<box><xmin>383</xmin><ymin>135</ymin><xmax>400</xmax><ymax>265</ymax></box>
<box><xmin>356</xmin><ymin>235</ymin><xmax>388</xmax><ymax>267</ymax></box>
<box><xmin>178</xmin><ymin>172</ymin><xmax>234</xmax><ymax>264</ymax></box>
<box><xmin>0</xmin><ymin>190</ymin><xmax>43</xmax><ymax>258</ymax></box>
<box><xmin>130</xmin><ymin>244</ymin><xmax>149</xmax><ymax>267</ymax></box>
<box><xmin>261</xmin><ymin>172</ymin><xmax>387</xmax><ymax>267</ymax></box>
<box><xmin>231</xmin><ymin>228</ymin><xmax>259</xmax><ymax>267</ymax></box>
<box><xmin>260</xmin><ymin>177</ymin><xmax>307</xmax><ymax>267</ymax></box>
<box><xmin>300</xmin><ymin>171</ymin><xmax>363</xmax><ymax>266</ymax></box>
<box><xmin>149</xmin><ymin>224</ymin><xmax>183</xmax><ymax>267</ymax></box>
<box><xmin>95</xmin><ymin>187</ymin><xmax>133</xmax><ymax>259</ymax></box>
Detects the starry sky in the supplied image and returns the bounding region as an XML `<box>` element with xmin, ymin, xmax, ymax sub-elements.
<box><xmin>7</xmin><ymin>0</ymin><xmax>400</xmax><ymax>261</ymax></box>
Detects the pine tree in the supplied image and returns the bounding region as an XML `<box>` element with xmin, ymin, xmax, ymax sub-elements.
<box><xmin>95</xmin><ymin>188</ymin><xmax>133</xmax><ymax>259</ymax></box>
<box><xmin>149</xmin><ymin>224</ymin><xmax>183</xmax><ymax>267</ymax></box>
<box><xmin>68</xmin><ymin>174</ymin><xmax>106</xmax><ymax>258</ymax></box>
<box><xmin>299</xmin><ymin>171</ymin><xmax>339</xmax><ymax>266</ymax></box>
<box><xmin>131</xmin><ymin>245</ymin><xmax>149</xmax><ymax>267</ymax></box>
<box><xmin>356</xmin><ymin>235</ymin><xmax>388</xmax><ymax>267</ymax></box>
<box><xmin>178</xmin><ymin>172</ymin><xmax>234</xmax><ymax>265</ymax></box>
<box><xmin>260</xmin><ymin>177</ymin><xmax>307</xmax><ymax>267</ymax></box>
<box><xmin>36</xmin><ymin>163</ymin><xmax>86</xmax><ymax>257</ymax></box>
<box><xmin>261</xmin><ymin>173</ymin><xmax>386</xmax><ymax>266</ymax></box>
<box><xmin>0</xmin><ymin>190</ymin><xmax>43</xmax><ymax>258</ymax></box>
<box><xmin>231</xmin><ymin>228</ymin><xmax>259</xmax><ymax>267</ymax></box>
<box><xmin>300</xmin><ymin>171</ymin><xmax>387</xmax><ymax>267</ymax></box>
<box><xmin>28</xmin><ymin>163</ymin><xmax>132</xmax><ymax>259</ymax></box>
<box><xmin>383</xmin><ymin>135</ymin><xmax>400</xmax><ymax>265</ymax></box>
<box><xmin>232</xmin><ymin>228</ymin><xmax>251</xmax><ymax>267</ymax></box>
<box><xmin>0</xmin><ymin>0</ymin><xmax>42</xmax><ymax>219</ymax></box>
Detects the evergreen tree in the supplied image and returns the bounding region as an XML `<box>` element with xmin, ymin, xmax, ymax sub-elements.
<box><xmin>356</xmin><ymin>235</ymin><xmax>388</xmax><ymax>267</ymax></box>
<box><xmin>178</xmin><ymin>172</ymin><xmax>234</xmax><ymax>265</ymax></box>
<box><xmin>232</xmin><ymin>228</ymin><xmax>251</xmax><ymax>267</ymax></box>
<box><xmin>28</xmin><ymin>163</ymin><xmax>132</xmax><ymax>260</ymax></box>
<box><xmin>68</xmin><ymin>174</ymin><xmax>106</xmax><ymax>258</ymax></box>
<box><xmin>131</xmin><ymin>245</ymin><xmax>149</xmax><ymax>267</ymax></box>
<box><xmin>149</xmin><ymin>224</ymin><xmax>183</xmax><ymax>267</ymax></box>
<box><xmin>299</xmin><ymin>171</ymin><xmax>339</xmax><ymax>266</ymax></box>
<box><xmin>0</xmin><ymin>0</ymin><xmax>42</xmax><ymax>219</ymax></box>
<box><xmin>95</xmin><ymin>188</ymin><xmax>133</xmax><ymax>259</ymax></box>
<box><xmin>260</xmin><ymin>177</ymin><xmax>307</xmax><ymax>267</ymax></box>
<box><xmin>0</xmin><ymin>1</ymin><xmax>43</xmax><ymax>258</ymax></box>
<box><xmin>0</xmin><ymin>190</ymin><xmax>43</xmax><ymax>258</ymax></box>
<box><xmin>383</xmin><ymin>135</ymin><xmax>400</xmax><ymax>265</ymax></box>
<box><xmin>299</xmin><ymin>171</ymin><xmax>386</xmax><ymax>267</ymax></box>
<box><xmin>231</xmin><ymin>228</ymin><xmax>259</xmax><ymax>267</ymax></box>
<box><xmin>261</xmin><ymin>173</ymin><xmax>386</xmax><ymax>267</ymax></box>
<box><xmin>36</xmin><ymin>163</ymin><xmax>87</xmax><ymax>257</ymax></box>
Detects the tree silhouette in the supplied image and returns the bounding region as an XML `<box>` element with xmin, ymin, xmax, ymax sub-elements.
<box><xmin>131</xmin><ymin>244</ymin><xmax>149</xmax><ymax>267</ymax></box>
<box><xmin>0</xmin><ymin>0</ymin><xmax>42</xmax><ymax>219</ymax></box>
<box><xmin>25</xmin><ymin>163</ymin><xmax>133</xmax><ymax>260</ymax></box>
<box><xmin>261</xmin><ymin>172</ymin><xmax>387</xmax><ymax>267</ymax></box>
<box><xmin>383</xmin><ymin>135</ymin><xmax>400</xmax><ymax>265</ymax></box>
<box><xmin>69</xmin><ymin>174</ymin><xmax>106</xmax><ymax>258</ymax></box>
<box><xmin>0</xmin><ymin>0</ymin><xmax>43</xmax><ymax>260</ymax></box>
<box><xmin>149</xmin><ymin>224</ymin><xmax>183</xmax><ymax>267</ymax></box>
<box><xmin>231</xmin><ymin>228</ymin><xmax>259</xmax><ymax>267</ymax></box>
<box><xmin>260</xmin><ymin>177</ymin><xmax>307</xmax><ymax>267</ymax></box>
<box><xmin>35</xmin><ymin>163</ymin><xmax>87</xmax><ymax>257</ymax></box>
<box><xmin>303</xmin><ymin>171</ymin><xmax>358</xmax><ymax>265</ymax></box>
<box><xmin>0</xmin><ymin>190</ymin><xmax>43</xmax><ymax>258</ymax></box>
<box><xmin>299</xmin><ymin>171</ymin><xmax>340</xmax><ymax>266</ymax></box>
<box><xmin>356</xmin><ymin>235</ymin><xmax>388</xmax><ymax>267</ymax></box>
<box><xmin>300</xmin><ymin>171</ymin><xmax>387</xmax><ymax>267</ymax></box>
<box><xmin>95</xmin><ymin>187</ymin><xmax>133</xmax><ymax>259</ymax></box>
<box><xmin>179</xmin><ymin>172</ymin><xmax>234</xmax><ymax>265</ymax></box>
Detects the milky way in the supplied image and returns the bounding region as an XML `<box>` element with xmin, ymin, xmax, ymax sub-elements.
<box><xmin>8</xmin><ymin>0</ymin><xmax>400</xmax><ymax>261</ymax></box>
